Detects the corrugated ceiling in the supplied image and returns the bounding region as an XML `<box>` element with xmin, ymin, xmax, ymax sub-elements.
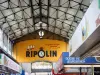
<box><xmin>0</xmin><ymin>0</ymin><xmax>91</xmax><ymax>40</ymax></box>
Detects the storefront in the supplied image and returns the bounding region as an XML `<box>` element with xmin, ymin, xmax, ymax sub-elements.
<box><xmin>53</xmin><ymin>52</ymin><xmax>100</xmax><ymax>75</ymax></box>
<box><xmin>0</xmin><ymin>54</ymin><xmax>22</xmax><ymax>75</ymax></box>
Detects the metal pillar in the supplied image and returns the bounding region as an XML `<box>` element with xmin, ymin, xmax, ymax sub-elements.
<box><xmin>80</xmin><ymin>67</ymin><xmax>82</xmax><ymax>75</ymax></box>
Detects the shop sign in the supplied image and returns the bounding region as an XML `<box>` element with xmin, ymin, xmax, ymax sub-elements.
<box><xmin>32</xmin><ymin>62</ymin><xmax>52</xmax><ymax>69</ymax></box>
<box><xmin>62</xmin><ymin>52</ymin><xmax>100</xmax><ymax>64</ymax></box>
<box><xmin>64</xmin><ymin>57</ymin><xmax>85</xmax><ymax>64</ymax></box>
<box><xmin>1</xmin><ymin>54</ymin><xmax>20</xmax><ymax>73</ymax></box>
<box><xmin>14</xmin><ymin>40</ymin><xmax>67</xmax><ymax>62</ymax></box>
<box><xmin>26</xmin><ymin>46</ymin><xmax>57</xmax><ymax>58</ymax></box>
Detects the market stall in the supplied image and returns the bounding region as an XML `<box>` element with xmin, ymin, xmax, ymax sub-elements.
<box><xmin>53</xmin><ymin>52</ymin><xmax>100</xmax><ymax>75</ymax></box>
<box><xmin>0</xmin><ymin>54</ymin><xmax>22</xmax><ymax>75</ymax></box>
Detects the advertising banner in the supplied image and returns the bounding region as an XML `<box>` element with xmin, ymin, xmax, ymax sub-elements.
<box><xmin>13</xmin><ymin>39</ymin><xmax>68</xmax><ymax>62</ymax></box>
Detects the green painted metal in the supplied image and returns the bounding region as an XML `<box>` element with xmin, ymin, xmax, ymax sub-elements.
<box><xmin>98</xmin><ymin>0</ymin><xmax>100</xmax><ymax>9</ymax></box>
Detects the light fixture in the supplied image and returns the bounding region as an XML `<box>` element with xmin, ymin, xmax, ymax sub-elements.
<box><xmin>38</xmin><ymin>21</ymin><xmax>44</xmax><ymax>38</ymax></box>
<box><xmin>38</xmin><ymin>30</ymin><xmax>44</xmax><ymax>38</ymax></box>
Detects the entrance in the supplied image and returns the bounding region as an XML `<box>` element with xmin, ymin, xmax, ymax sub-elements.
<box><xmin>31</xmin><ymin>61</ymin><xmax>52</xmax><ymax>75</ymax></box>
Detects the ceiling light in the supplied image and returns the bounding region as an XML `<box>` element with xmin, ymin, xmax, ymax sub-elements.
<box><xmin>38</xmin><ymin>30</ymin><xmax>44</xmax><ymax>38</ymax></box>
<box><xmin>39</xmin><ymin>21</ymin><xmax>42</xmax><ymax>24</ymax></box>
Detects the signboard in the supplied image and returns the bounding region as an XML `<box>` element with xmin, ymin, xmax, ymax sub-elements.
<box><xmin>26</xmin><ymin>46</ymin><xmax>57</xmax><ymax>58</ymax></box>
<box><xmin>32</xmin><ymin>62</ymin><xmax>52</xmax><ymax>69</ymax></box>
<box><xmin>13</xmin><ymin>39</ymin><xmax>67</xmax><ymax>62</ymax></box>
<box><xmin>0</xmin><ymin>54</ymin><xmax>21</xmax><ymax>73</ymax></box>
<box><xmin>62</xmin><ymin>52</ymin><xmax>100</xmax><ymax>64</ymax></box>
<box><xmin>64</xmin><ymin>57</ymin><xmax>85</xmax><ymax>64</ymax></box>
<box><xmin>3</xmin><ymin>54</ymin><xmax>20</xmax><ymax>72</ymax></box>
<box><xmin>63</xmin><ymin>57</ymin><xmax>100</xmax><ymax>64</ymax></box>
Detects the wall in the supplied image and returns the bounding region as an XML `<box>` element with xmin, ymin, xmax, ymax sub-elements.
<box><xmin>13</xmin><ymin>39</ymin><xmax>68</xmax><ymax>62</ymax></box>
<box><xmin>69</xmin><ymin>0</ymin><xmax>100</xmax><ymax>56</ymax></box>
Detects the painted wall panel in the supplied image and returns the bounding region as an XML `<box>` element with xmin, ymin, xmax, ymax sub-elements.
<box><xmin>13</xmin><ymin>39</ymin><xmax>68</xmax><ymax>62</ymax></box>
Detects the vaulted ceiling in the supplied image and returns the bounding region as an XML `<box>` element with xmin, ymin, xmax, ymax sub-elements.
<box><xmin>0</xmin><ymin>0</ymin><xmax>91</xmax><ymax>41</ymax></box>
